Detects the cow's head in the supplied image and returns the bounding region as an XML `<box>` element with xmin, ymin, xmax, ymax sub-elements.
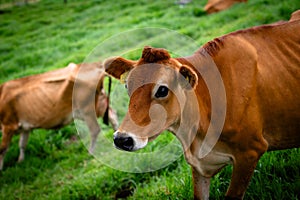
<box><xmin>104</xmin><ymin>46</ymin><xmax>198</xmax><ymax>151</ymax></box>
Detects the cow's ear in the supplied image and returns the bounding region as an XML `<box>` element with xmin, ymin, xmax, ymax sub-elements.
<box><xmin>104</xmin><ymin>56</ymin><xmax>135</xmax><ymax>80</ymax></box>
<box><xmin>179</xmin><ymin>65</ymin><xmax>198</xmax><ymax>89</ymax></box>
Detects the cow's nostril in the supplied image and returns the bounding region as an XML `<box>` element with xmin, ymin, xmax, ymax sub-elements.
<box><xmin>122</xmin><ymin>137</ymin><xmax>134</xmax><ymax>150</ymax></box>
<box><xmin>114</xmin><ymin>135</ymin><xmax>134</xmax><ymax>151</ymax></box>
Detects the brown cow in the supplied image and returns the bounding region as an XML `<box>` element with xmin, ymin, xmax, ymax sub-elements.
<box><xmin>205</xmin><ymin>0</ymin><xmax>247</xmax><ymax>14</ymax></box>
<box><xmin>0</xmin><ymin>62</ymin><xmax>118</xmax><ymax>170</ymax></box>
<box><xmin>104</xmin><ymin>10</ymin><xmax>300</xmax><ymax>200</ymax></box>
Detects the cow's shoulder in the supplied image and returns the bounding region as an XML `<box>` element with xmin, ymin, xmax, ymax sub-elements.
<box><xmin>43</xmin><ymin>63</ymin><xmax>79</xmax><ymax>83</ymax></box>
<box><xmin>73</xmin><ymin>62</ymin><xmax>104</xmax><ymax>84</ymax></box>
<box><xmin>290</xmin><ymin>10</ymin><xmax>300</xmax><ymax>22</ymax></box>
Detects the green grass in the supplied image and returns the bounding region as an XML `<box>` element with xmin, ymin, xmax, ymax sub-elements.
<box><xmin>0</xmin><ymin>0</ymin><xmax>300</xmax><ymax>199</ymax></box>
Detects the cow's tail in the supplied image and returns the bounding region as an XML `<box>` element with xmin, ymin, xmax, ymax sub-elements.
<box><xmin>103</xmin><ymin>76</ymin><xmax>111</xmax><ymax>125</ymax></box>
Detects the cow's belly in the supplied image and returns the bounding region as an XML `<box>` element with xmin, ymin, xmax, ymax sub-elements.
<box><xmin>263</xmin><ymin>120</ymin><xmax>300</xmax><ymax>150</ymax></box>
<box><xmin>18</xmin><ymin>111</ymin><xmax>73</xmax><ymax>130</ymax></box>
<box><xmin>263</xmin><ymin>94</ymin><xmax>300</xmax><ymax>150</ymax></box>
<box><xmin>257</xmin><ymin>61</ymin><xmax>300</xmax><ymax>150</ymax></box>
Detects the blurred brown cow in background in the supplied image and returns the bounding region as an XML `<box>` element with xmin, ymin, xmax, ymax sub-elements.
<box><xmin>0</xmin><ymin>62</ymin><xmax>118</xmax><ymax>170</ymax></box>
<box><xmin>176</xmin><ymin>0</ymin><xmax>247</xmax><ymax>14</ymax></box>
<box><xmin>205</xmin><ymin>0</ymin><xmax>247</xmax><ymax>14</ymax></box>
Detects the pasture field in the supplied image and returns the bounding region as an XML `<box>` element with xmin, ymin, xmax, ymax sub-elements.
<box><xmin>0</xmin><ymin>0</ymin><xmax>299</xmax><ymax>199</ymax></box>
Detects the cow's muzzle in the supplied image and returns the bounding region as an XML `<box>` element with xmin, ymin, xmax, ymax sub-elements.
<box><xmin>114</xmin><ymin>133</ymin><xmax>134</xmax><ymax>151</ymax></box>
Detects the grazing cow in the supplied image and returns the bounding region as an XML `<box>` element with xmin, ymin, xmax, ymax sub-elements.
<box><xmin>205</xmin><ymin>0</ymin><xmax>247</xmax><ymax>14</ymax></box>
<box><xmin>0</xmin><ymin>62</ymin><xmax>118</xmax><ymax>170</ymax></box>
<box><xmin>104</xmin><ymin>10</ymin><xmax>300</xmax><ymax>200</ymax></box>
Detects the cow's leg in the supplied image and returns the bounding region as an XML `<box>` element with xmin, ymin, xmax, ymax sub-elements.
<box><xmin>88</xmin><ymin>119</ymin><xmax>100</xmax><ymax>154</ymax></box>
<box><xmin>192</xmin><ymin>166</ymin><xmax>211</xmax><ymax>200</ymax></box>
<box><xmin>84</xmin><ymin>114</ymin><xmax>101</xmax><ymax>154</ymax></box>
<box><xmin>18</xmin><ymin>131</ymin><xmax>30</xmax><ymax>163</ymax></box>
<box><xmin>0</xmin><ymin>125</ymin><xmax>16</xmax><ymax>170</ymax></box>
<box><xmin>225</xmin><ymin>151</ymin><xmax>263</xmax><ymax>199</ymax></box>
<box><xmin>108</xmin><ymin>108</ymin><xmax>119</xmax><ymax>131</ymax></box>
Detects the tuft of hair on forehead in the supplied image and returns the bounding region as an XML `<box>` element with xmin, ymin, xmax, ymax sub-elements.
<box><xmin>140</xmin><ymin>46</ymin><xmax>171</xmax><ymax>63</ymax></box>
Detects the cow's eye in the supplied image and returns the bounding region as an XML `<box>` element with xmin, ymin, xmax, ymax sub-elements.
<box><xmin>155</xmin><ymin>85</ymin><xmax>169</xmax><ymax>98</ymax></box>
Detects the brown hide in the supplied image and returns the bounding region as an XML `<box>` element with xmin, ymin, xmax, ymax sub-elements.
<box><xmin>190</xmin><ymin>12</ymin><xmax>299</xmax><ymax>199</ymax></box>
<box><xmin>0</xmin><ymin>62</ymin><xmax>118</xmax><ymax>170</ymax></box>
<box><xmin>105</xmin><ymin>10</ymin><xmax>300</xmax><ymax>200</ymax></box>
<box><xmin>200</xmin><ymin>14</ymin><xmax>300</xmax><ymax>151</ymax></box>
<box><xmin>204</xmin><ymin>0</ymin><xmax>247</xmax><ymax>14</ymax></box>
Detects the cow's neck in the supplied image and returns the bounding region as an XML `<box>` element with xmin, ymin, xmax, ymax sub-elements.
<box><xmin>174</xmin><ymin>54</ymin><xmax>213</xmax><ymax>152</ymax></box>
<box><xmin>175</xmin><ymin>51</ymin><xmax>229</xmax><ymax>166</ymax></box>
<box><xmin>177</xmin><ymin>53</ymin><xmax>213</xmax><ymax>131</ymax></box>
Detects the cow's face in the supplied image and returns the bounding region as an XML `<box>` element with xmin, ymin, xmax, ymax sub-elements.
<box><xmin>105</xmin><ymin>46</ymin><xmax>198</xmax><ymax>151</ymax></box>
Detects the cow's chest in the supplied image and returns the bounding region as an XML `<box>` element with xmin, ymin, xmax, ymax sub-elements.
<box><xmin>184</xmin><ymin>148</ymin><xmax>233</xmax><ymax>177</ymax></box>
